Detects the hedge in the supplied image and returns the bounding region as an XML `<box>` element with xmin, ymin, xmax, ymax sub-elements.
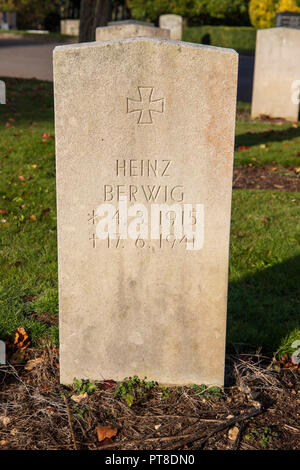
<box><xmin>183</xmin><ymin>26</ymin><xmax>257</xmax><ymax>53</ymax></box>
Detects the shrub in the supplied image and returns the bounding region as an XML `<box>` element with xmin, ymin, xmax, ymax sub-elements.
<box><xmin>249</xmin><ymin>0</ymin><xmax>277</xmax><ymax>28</ymax></box>
<box><xmin>183</xmin><ymin>25</ymin><xmax>256</xmax><ymax>52</ymax></box>
<box><xmin>277</xmin><ymin>0</ymin><xmax>300</xmax><ymax>12</ymax></box>
<box><xmin>204</xmin><ymin>0</ymin><xmax>250</xmax><ymax>25</ymax></box>
<box><xmin>127</xmin><ymin>0</ymin><xmax>250</xmax><ymax>25</ymax></box>
<box><xmin>0</xmin><ymin>0</ymin><xmax>59</xmax><ymax>30</ymax></box>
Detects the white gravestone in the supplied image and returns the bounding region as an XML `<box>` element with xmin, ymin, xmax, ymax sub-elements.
<box><xmin>159</xmin><ymin>14</ymin><xmax>182</xmax><ymax>41</ymax></box>
<box><xmin>252</xmin><ymin>27</ymin><xmax>300</xmax><ymax>121</ymax></box>
<box><xmin>54</xmin><ymin>38</ymin><xmax>238</xmax><ymax>386</ymax></box>
<box><xmin>96</xmin><ymin>20</ymin><xmax>170</xmax><ymax>41</ymax></box>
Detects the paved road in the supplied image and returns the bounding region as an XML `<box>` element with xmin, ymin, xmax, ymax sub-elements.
<box><xmin>0</xmin><ymin>39</ymin><xmax>255</xmax><ymax>102</ymax></box>
<box><xmin>0</xmin><ymin>39</ymin><xmax>59</xmax><ymax>81</ymax></box>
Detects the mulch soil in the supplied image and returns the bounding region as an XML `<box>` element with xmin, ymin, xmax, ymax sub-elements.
<box><xmin>233</xmin><ymin>167</ymin><xmax>300</xmax><ymax>192</ymax></box>
<box><xmin>0</xmin><ymin>348</ymin><xmax>299</xmax><ymax>450</ymax></box>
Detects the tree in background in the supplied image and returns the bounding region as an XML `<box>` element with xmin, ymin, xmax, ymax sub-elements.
<box><xmin>277</xmin><ymin>0</ymin><xmax>300</xmax><ymax>12</ymax></box>
<box><xmin>0</xmin><ymin>0</ymin><xmax>15</xmax><ymax>10</ymax></box>
<box><xmin>249</xmin><ymin>0</ymin><xmax>277</xmax><ymax>28</ymax></box>
<box><xmin>79</xmin><ymin>0</ymin><xmax>112</xmax><ymax>42</ymax></box>
<box><xmin>0</xmin><ymin>0</ymin><xmax>62</xmax><ymax>30</ymax></box>
<box><xmin>203</xmin><ymin>0</ymin><xmax>250</xmax><ymax>25</ymax></box>
<box><xmin>126</xmin><ymin>0</ymin><xmax>206</xmax><ymax>23</ymax></box>
<box><xmin>249</xmin><ymin>0</ymin><xmax>300</xmax><ymax>28</ymax></box>
<box><xmin>126</xmin><ymin>0</ymin><xmax>250</xmax><ymax>25</ymax></box>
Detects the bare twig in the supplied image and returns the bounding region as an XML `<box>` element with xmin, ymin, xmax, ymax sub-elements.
<box><xmin>284</xmin><ymin>424</ymin><xmax>300</xmax><ymax>433</ymax></box>
<box><xmin>99</xmin><ymin>404</ymin><xmax>263</xmax><ymax>451</ymax></box>
<box><xmin>232</xmin><ymin>422</ymin><xmax>246</xmax><ymax>450</ymax></box>
<box><xmin>189</xmin><ymin>404</ymin><xmax>263</xmax><ymax>450</ymax></box>
<box><xmin>63</xmin><ymin>395</ymin><xmax>78</xmax><ymax>450</ymax></box>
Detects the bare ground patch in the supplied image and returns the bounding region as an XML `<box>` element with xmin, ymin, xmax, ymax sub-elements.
<box><xmin>233</xmin><ymin>167</ymin><xmax>300</xmax><ymax>191</ymax></box>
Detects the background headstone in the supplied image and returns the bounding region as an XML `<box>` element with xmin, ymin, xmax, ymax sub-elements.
<box><xmin>0</xmin><ymin>11</ymin><xmax>17</xmax><ymax>29</ymax></box>
<box><xmin>159</xmin><ymin>14</ymin><xmax>182</xmax><ymax>40</ymax></box>
<box><xmin>54</xmin><ymin>38</ymin><xmax>238</xmax><ymax>386</ymax></box>
<box><xmin>0</xmin><ymin>340</ymin><xmax>5</xmax><ymax>365</ymax></box>
<box><xmin>0</xmin><ymin>80</ymin><xmax>5</xmax><ymax>104</ymax></box>
<box><xmin>60</xmin><ymin>19</ymin><xmax>80</xmax><ymax>36</ymax></box>
<box><xmin>96</xmin><ymin>20</ymin><xmax>170</xmax><ymax>41</ymax></box>
<box><xmin>251</xmin><ymin>27</ymin><xmax>300</xmax><ymax>121</ymax></box>
<box><xmin>276</xmin><ymin>10</ymin><xmax>300</xmax><ymax>29</ymax></box>
<box><xmin>108</xmin><ymin>20</ymin><xmax>154</xmax><ymax>27</ymax></box>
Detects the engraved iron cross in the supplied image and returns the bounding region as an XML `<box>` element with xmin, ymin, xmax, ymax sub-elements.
<box><xmin>127</xmin><ymin>86</ymin><xmax>164</xmax><ymax>124</ymax></box>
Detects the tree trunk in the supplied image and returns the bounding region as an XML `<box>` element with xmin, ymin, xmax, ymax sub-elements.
<box><xmin>79</xmin><ymin>0</ymin><xmax>112</xmax><ymax>43</ymax></box>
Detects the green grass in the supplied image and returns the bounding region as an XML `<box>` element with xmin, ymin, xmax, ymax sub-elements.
<box><xmin>0</xmin><ymin>77</ymin><xmax>57</xmax><ymax>345</ymax></box>
<box><xmin>228</xmin><ymin>190</ymin><xmax>300</xmax><ymax>353</ymax></box>
<box><xmin>0</xmin><ymin>77</ymin><xmax>299</xmax><ymax>354</ymax></box>
<box><xmin>183</xmin><ymin>26</ymin><xmax>256</xmax><ymax>54</ymax></box>
<box><xmin>236</xmin><ymin>102</ymin><xmax>300</xmax><ymax>168</ymax></box>
<box><xmin>0</xmin><ymin>28</ymin><xmax>76</xmax><ymax>41</ymax></box>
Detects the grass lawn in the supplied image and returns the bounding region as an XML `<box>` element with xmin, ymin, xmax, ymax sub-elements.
<box><xmin>236</xmin><ymin>102</ymin><xmax>300</xmax><ymax>168</ymax></box>
<box><xmin>0</xmin><ymin>77</ymin><xmax>299</xmax><ymax>356</ymax></box>
<box><xmin>0</xmin><ymin>28</ymin><xmax>76</xmax><ymax>41</ymax></box>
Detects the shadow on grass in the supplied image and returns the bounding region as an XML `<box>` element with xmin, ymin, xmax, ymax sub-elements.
<box><xmin>235</xmin><ymin>126</ymin><xmax>300</xmax><ymax>148</ymax></box>
<box><xmin>0</xmin><ymin>76</ymin><xmax>53</xmax><ymax>127</ymax></box>
<box><xmin>227</xmin><ymin>254</ymin><xmax>300</xmax><ymax>354</ymax></box>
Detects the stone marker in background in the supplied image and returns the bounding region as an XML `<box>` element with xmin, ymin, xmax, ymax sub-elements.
<box><xmin>251</xmin><ymin>28</ymin><xmax>300</xmax><ymax>122</ymax></box>
<box><xmin>54</xmin><ymin>38</ymin><xmax>238</xmax><ymax>386</ymax></box>
<box><xmin>60</xmin><ymin>19</ymin><xmax>80</xmax><ymax>36</ymax></box>
<box><xmin>276</xmin><ymin>11</ymin><xmax>300</xmax><ymax>29</ymax></box>
<box><xmin>108</xmin><ymin>19</ymin><xmax>154</xmax><ymax>27</ymax></box>
<box><xmin>159</xmin><ymin>14</ymin><xmax>182</xmax><ymax>40</ymax></box>
<box><xmin>96</xmin><ymin>19</ymin><xmax>170</xmax><ymax>41</ymax></box>
<box><xmin>0</xmin><ymin>80</ymin><xmax>5</xmax><ymax>104</ymax></box>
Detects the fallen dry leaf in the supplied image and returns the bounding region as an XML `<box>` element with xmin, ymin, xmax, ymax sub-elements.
<box><xmin>96</xmin><ymin>425</ymin><xmax>118</xmax><ymax>443</ymax></box>
<box><xmin>30</xmin><ymin>215</ymin><xmax>37</xmax><ymax>221</ymax></box>
<box><xmin>237</xmin><ymin>145</ymin><xmax>251</xmax><ymax>152</ymax></box>
<box><xmin>0</xmin><ymin>416</ymin><xmax>11</xmax><ymax>427</ymax></box>
<box><xmin>24</xmin><ymin>357</ymin><xmax>43</xmax><ymax>371</ymax></box>
<box><xmin>228</xmin><ymin>426</ymin><xmax>239</xmax><ymax>441</ymax></box>
<box><xmin>100</xmin><ymin>379</ymin><xmax>117</xmax><ymax>391</ymax></box>
<box><xmin>13</xmin><ymin>328</ymin><xmax>30</xmax><ymax>350</ymax></box>
<box><xmin>71</xmin><ymin>392</ymin><xmax>88</xmax><ymax>403</ymax></box>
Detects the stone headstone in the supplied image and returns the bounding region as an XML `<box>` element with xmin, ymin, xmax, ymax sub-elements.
<box><xmin>0</xmin><ymin>80</ymin><xmax>5</xmax><ymax>104</ymax></box>
<box><xmin>276</xmin><ymin>10</ymin><xmax>300</xmax><ymax>29</ymax></box>
<box><xmin>0</xmin><ymin>11</ymin><xmax>17</xmax><ymax>29</ymax></box>
<box><xmin>159</xmin><ymin>14</ymin><xmax>182</xmax><ymax>40</ymax></box>
<box><xmin>0</xmin><ymin>340</ymin><xmax>5</xmax><ymax>364</ymax></box>
<box><xmin>60</xmin><ymin>19</ymin><xmax>80</xmax><ymax>36</ymax></box>
<box><xmin>251</xmin><ymin>28</ymin><xmax>300</xmax><ymax>121</ymax></box>
<box><xmin>54</xmin><ymin>38</ymin><xmax>238</xmax><ymax>386</ymax></box>
<box><xmin>96</xmin><ymin>20</ymin><xmax>170</xmax><ymax>41</ymax></box>
<box><xmin>108</xmin><ymin>20</ymin><xmax>154</xmax><ymax>27</ymax></box>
